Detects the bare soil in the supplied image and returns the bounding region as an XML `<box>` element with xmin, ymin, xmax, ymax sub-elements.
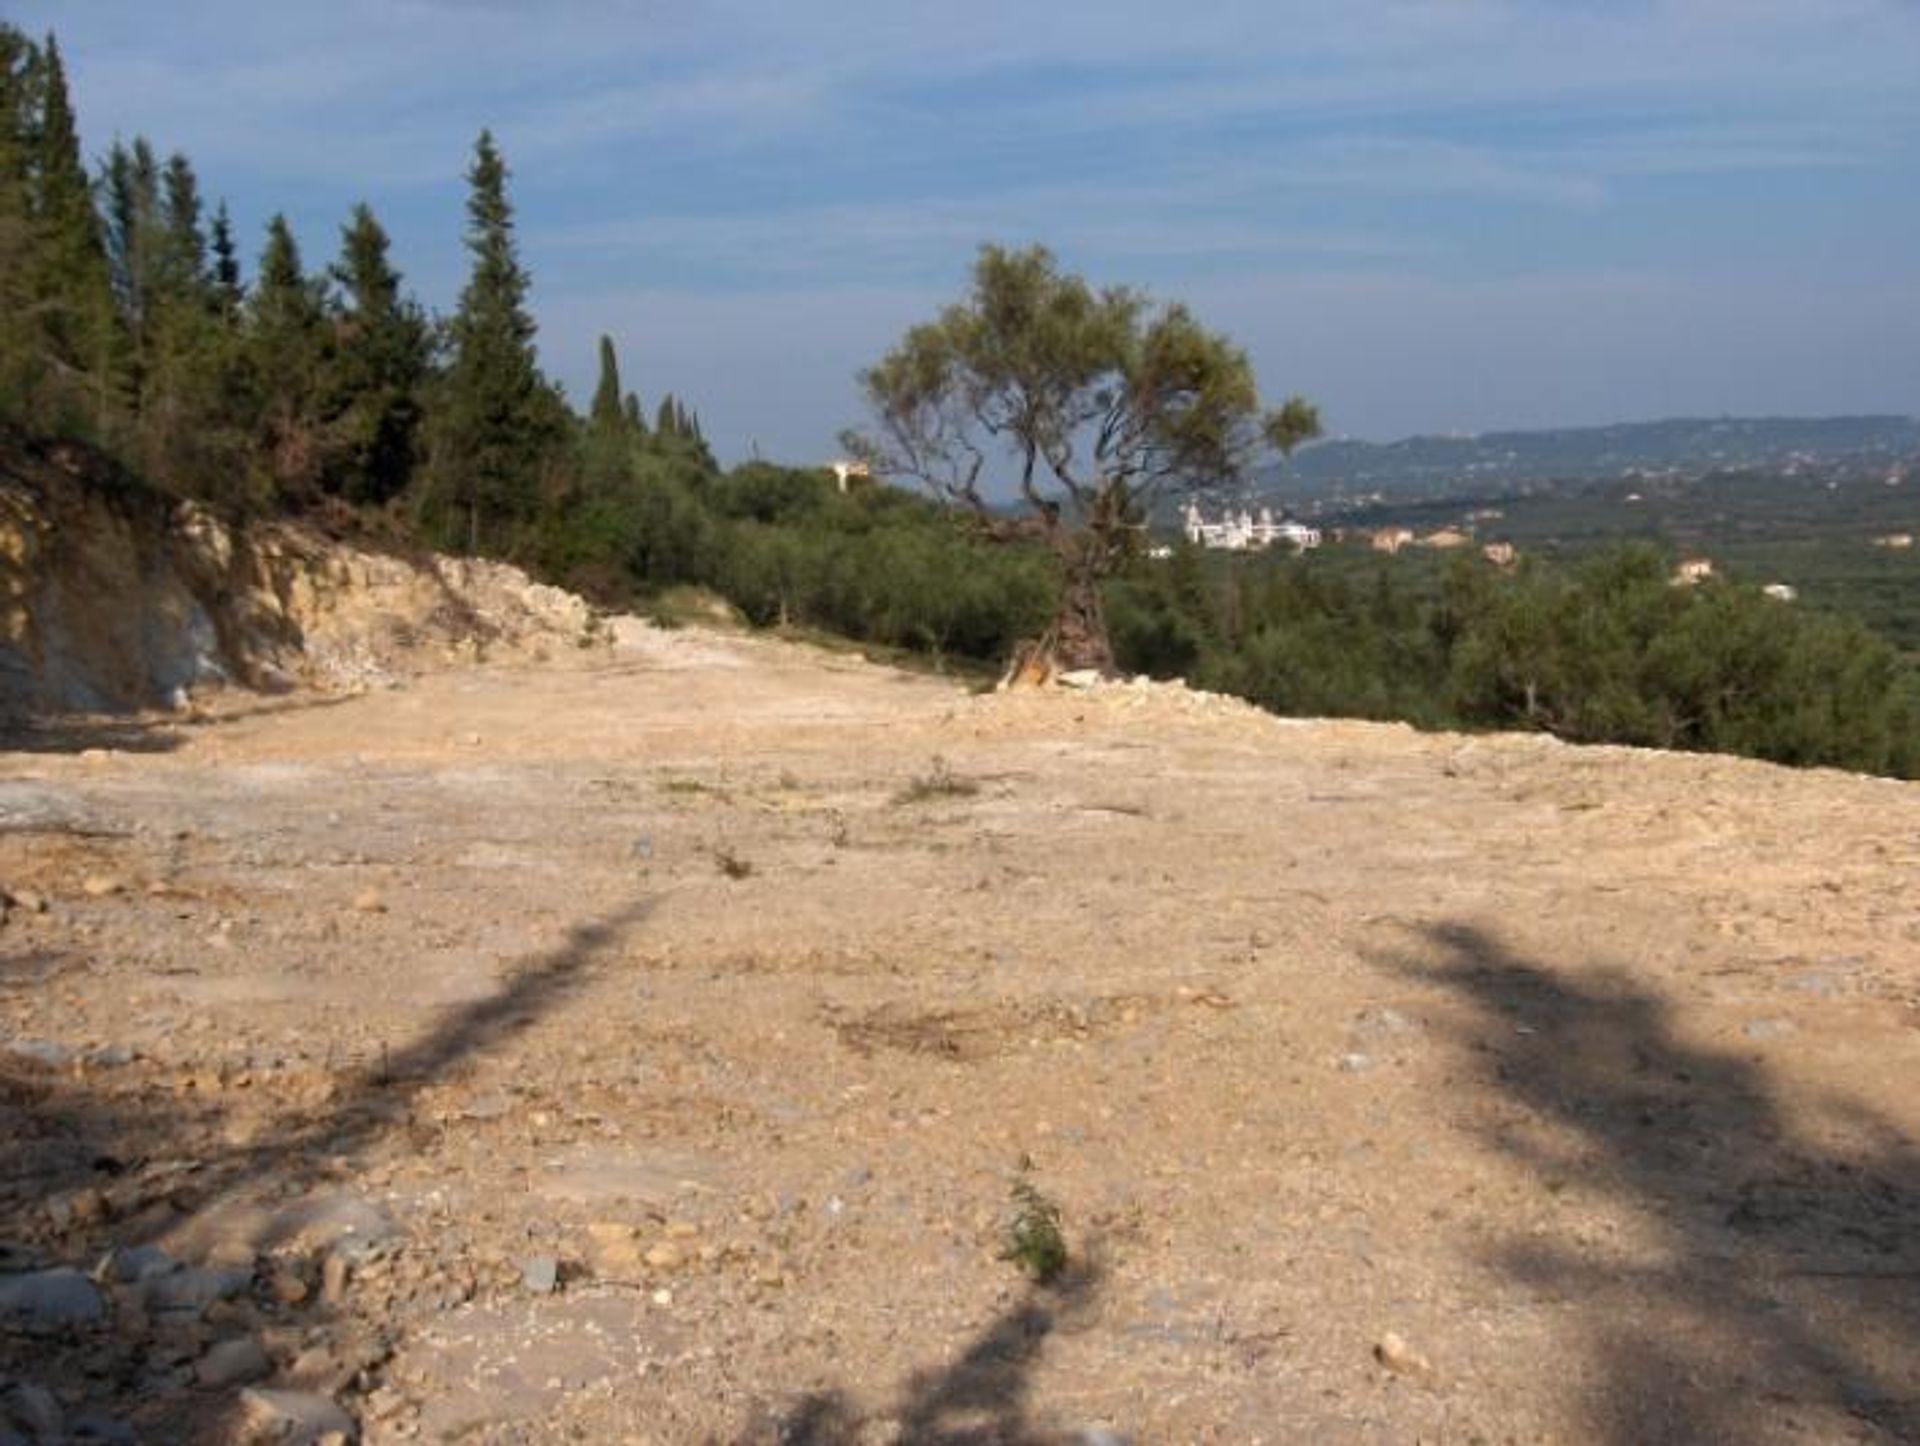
<box><xmin>2</xmin><ymin>619</ymin><xmax>1917</xmax><ymax>1444</ymax></box>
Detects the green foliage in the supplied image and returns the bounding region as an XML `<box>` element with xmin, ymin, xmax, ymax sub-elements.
<box><xmin>847</xmin><ymin>243</ymin><xmax>1320</xmax><ymax>670</ymax></box>
<box><xmin>1107</xmin><ymin>539</ymin><xmax>1919</xmax><ymax>778</ymax></box>
<box><xmin>1001</xmin><ymin>1165</ymin><xmax>1067</xmax><ymax>1285</ymax></box>
<box><xmin>422</xmin><ymin>129</ymin><xmax>567</xmax><ymax>552</ymax></box>
<box><xmin>589</xmin><ymin>334</ymin><xmax>624</xmax><ymax>435</ymax></box>
<box><xmin>324</xmin><ymin>203</ymin><xmax>430</xmax><ymax>506</ymax></box>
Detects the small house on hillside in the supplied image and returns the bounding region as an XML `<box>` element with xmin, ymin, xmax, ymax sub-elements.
<box><xmin>829</xmin><ymin>459</ymin><xmax>870</xmax><ymax>493</ymax></box>
<box><xmin>1370</xmin><ymin>527</ymin><xmax>1414</xmax><ymax>555</ymax></box>
<box><xmin>1422</xmin><ymin>528</ymin><xmax>1470</xmax><ymax>549</ymax></box>
<box><xmin>1672</xmin><ymin>557</ymin><xmax>1716</xmax><ymax>586</ymax></box>
<box><xmin>1482</xmin><ymin>541</ymin><xmax>1516</xmax><ymax>567</ymax></box>
<box><xmin>1873</xmin><ymin>533</ymin><xmax>1914</xmax><ymax>550</ymax></box>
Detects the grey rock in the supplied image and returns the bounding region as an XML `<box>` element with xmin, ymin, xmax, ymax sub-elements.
<box><xmin>1743</xmin><ymin>1018</ymin><xmax>1796</xmax><ymax>1041</ymax></box>
<box><xmin>0</xmin><ymin>1267</ymin><xmax>106</xmax><ymax>1329</ymax></box>
<box><xmin>3</xmin><ymin>1039</ymin><xmax>74</xmax><ymax>1069</ymax></box>
<box><xmin>237</xmin><ymin>1387</ymin><xmax>355</xmax><ymax>1444</ymax></box>
<box><xmin>1350</xmin><ymin>1007</ymin><xmax>1416</xmax><ymax>1038</ymax></box>
<box><xmin>67</xmin><ymin>1412</ymin><xmax>137</xmax><ymax>1444</ymax></box>
<box><xmin>85</xmin><ymin>1044</ymin><xmax>136</xmax><ymax>1069</ymax></box>
<box><xmin>4</xmin><ymin>1383</ymin><xmax>62</xmax><ymax>1439</ymax></box>
<box><xmin>197</xmin><ymin>1336</ymin><xmax>272</xmax><ymax>1388</ymax></box>
<box><xmin>144</xmin><ymin>1263</ymin><xmax>251</xmax><ymax>1314</ymax></box>
<box><xmin>105</xmin><ymin>1243</ymin><xmax>180</xmax><ymax>1284</ymax></box>
<box><xmin>1337</xmin><ymin>1052</ymin><xmax>1374</xmax><ymax>1073</ymax></box>
<box><xmin>1075</xmin><ymin>1431</ymin><xmax>1132</xmax><ymax>1446</ymax></box>
<box><xmin>520</xmin><ymin>1255</ymin><xmax>559</xmax><ymax>1294</ymax></box>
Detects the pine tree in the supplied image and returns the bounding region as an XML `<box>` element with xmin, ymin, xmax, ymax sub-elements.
<box><xmin>655</xmin><ymin>392</ymin><xmax>678</xmax><ymax>438</ymax></box>
<box><xmin>209</xmin><ymin>201</ymin><xmax>242</xmax><ymax>318</ymax></box>
<box><xmin>26</xmin><ymin>33</ymin><xmax>116</xmax><ymax>432</ymax></box>
<box><xmin>622</xmin><ymin>391</ymin><xmax>646</xmax><ymax>435</ymax></box>
<box><xmin>0</xmin><ymin>27</ymin><xmax>43</xmax><ymax>417</ymax></box>
<box><xmin>246</xmin><ymin>213</ymin><xmax>331</xmax><ymax>500</ymax></box>
<box><xmin>424</xmin><ymin>130</ymin><xmax>563</xmax><ymax>552</ymax></box>
<box><xmin>159</xmin><ymin>152</ymin><xmax>208</xmax><ymax>300</ymax></box>
<box><xmin>325</xmin><ymin>202</ymin><xmax>429</xmax><ymax>504</ymax></box>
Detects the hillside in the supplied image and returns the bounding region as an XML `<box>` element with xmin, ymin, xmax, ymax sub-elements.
<box><xmin>1259</xmin><ymin>415</ymin><xmax>1920</xmax><ymax>504</ymax></box>
<box><xmin>2</xmin><ymin>604</ymin><xmax>1916</xmax><ymax>1443</ymax></box>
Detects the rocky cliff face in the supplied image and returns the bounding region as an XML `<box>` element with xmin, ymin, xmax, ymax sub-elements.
<box><xmin>0</xmin><ymin>440</ymin><xmax>602</xmax><ymax>719</ymax></box>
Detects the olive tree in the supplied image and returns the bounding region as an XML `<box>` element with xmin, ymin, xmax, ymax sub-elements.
<box><xmin>844</xmin><ymin>243</ymin><xmax>1319</xmax><ymax>676</ymax></box>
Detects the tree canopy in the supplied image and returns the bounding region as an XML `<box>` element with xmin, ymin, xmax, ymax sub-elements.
<box><xmin>845</xmin><ymin>243</ymin><xmax>1319</xmax><ymax>672</ymax></box>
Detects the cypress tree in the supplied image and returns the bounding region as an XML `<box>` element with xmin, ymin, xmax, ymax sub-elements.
<box><xmin>590</xmin><ymin>334</ymin><xmax>623</xmax><ymax>434</ymax></box>
<box><xmin>426</xmin><ymin>129</ymin><xmax>562</xmax><ymax>552</ymax></box>
<box><xmin>622</xmin><ymin>391</ymin><xmax>646</xmax><ymax>435</ymax></box>
<box><xmin>655</xmin><ymin>392</ymin><xmax>677</xmax><ymax>438</ymax></box>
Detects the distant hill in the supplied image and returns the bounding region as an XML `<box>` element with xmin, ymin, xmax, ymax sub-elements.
<box><xmin>1257</xmin><ymin>415</ymin><xmax>1920</xmax><ymax>505</ymax></box>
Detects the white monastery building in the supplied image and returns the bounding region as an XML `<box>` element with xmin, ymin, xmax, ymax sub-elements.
<box><xmin>1182</xmin><ymin>502</ymin><xmax>1321</xmax><ymax>552</ymax></box>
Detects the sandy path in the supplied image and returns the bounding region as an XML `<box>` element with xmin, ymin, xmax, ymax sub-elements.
<box><xmin>2</xmin><ymin>621</ymin><xmax>1916</xmax><ymax>1444</ymax></box>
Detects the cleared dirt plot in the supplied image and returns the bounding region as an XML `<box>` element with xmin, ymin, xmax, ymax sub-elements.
<box><xmin>2</xmin><ymin>619</ymin><xmax>1917</xmax><ymax>1443</ymax></box>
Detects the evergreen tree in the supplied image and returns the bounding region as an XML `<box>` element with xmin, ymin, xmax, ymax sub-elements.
<box><xmin>622</xmin><ymin>391</ymin><xmax>646</xmax><ymax>435</ymax></box>
<box><xmin>25</xmin><ymin>33</ymin><xmax>116</xmax><ymax>432</ymax></box>
<box><xmin>246</xmin><ymin>213</ymin><xmax>331</xmax><ymax>500</ymax></box>
<box><xmin>325</xmin><ymin>202</ymin><xmax>430</xmax><ymax>504</ymax></box>
<box><xmin>102</xmin><ymin>139</ymin><xmax>163</xmax><ymax>349</ymax></box>
<box><xmin>0</xmin><ymin>27</ymin><xmax>43</xmax><ymax>417</ymax></box>
<box><xmin>590</xmin><ymin>333</ymin><xmax>623</xmax><ymax>434</ymax></box>
<box><xmin>159</xmin><ymin>152</ymin><xmax>208</xmax><ymax>300</ymax></box>
<box><xmin>424</xmin><ymin>130</ymin><xmax>563</xmax><ymax>551</ymax></box>
<box><xmin>209</xmin><ymin>201</ymin><xmax>242</xmax><ymax>318</ymax></box>
<box><xmin>655</xmin><ymin>392</ymin><xmax>678</xmax><ymax>438</ymax></box>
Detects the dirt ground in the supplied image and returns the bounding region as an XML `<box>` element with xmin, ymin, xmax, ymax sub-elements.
<box><xmin>2</xmin><ymin>618</ymin><xmax>1916</xmax><ymax>1444</ymax></box>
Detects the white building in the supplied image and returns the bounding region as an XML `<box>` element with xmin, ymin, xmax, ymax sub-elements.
<box><xmin>1181</xmin><ymin>502</ymin><xmax>1321</xmax><ymax>552</ymax></box>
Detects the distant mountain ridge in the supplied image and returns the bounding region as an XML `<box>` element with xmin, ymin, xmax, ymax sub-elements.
<box><xmin>1257</xmin><ymin>415</ymin><xmax>1920</xmax><ymax>504</ymax></box>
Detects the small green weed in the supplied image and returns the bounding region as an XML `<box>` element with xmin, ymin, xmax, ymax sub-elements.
<box><xmin>893</xmin><ymin>755</ymin><xmax>981</xmax><ymax>805</ymax></box>
<box><xmin>1001</xmin><ymin>1163</ymin><xmax>1067</xmax><ymax>1284</ymax></box>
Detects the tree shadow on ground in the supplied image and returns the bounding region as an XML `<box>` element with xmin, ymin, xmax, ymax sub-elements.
<box><xmin>1395</xmin><ymin>922</ymin><xmax>1920</xmax><ymax>1444</ymax></box>
<box><xmin>0</xmin><ymin>712</ymin><xmax>185</xmax><ymax>755</ymax></box>
<box><xmin>0</xmin><ymin>896</ymin><xmax>655</xmax><ymax>1440</ymax></box>
<box><xmin>763</xmin><ymin>1263</ymin><xmax>1103</xmax><ymax>1446</ymax></box>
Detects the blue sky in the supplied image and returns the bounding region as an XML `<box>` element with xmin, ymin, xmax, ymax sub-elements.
<box><xmin>16</xmin><ymin>0</ymin><xmax>1920</xmax><ymax>463</ymax></box>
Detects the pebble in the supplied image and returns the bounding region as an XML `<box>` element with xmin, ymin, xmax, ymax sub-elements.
<box><xmin>520</xmin><ymin>1255</ymin><xmax>560</xmax><ymax>1294</ymax></box>
<box><xmin>1374</xmin><ymin>1330</ymin><xmax>1434</xmax><ymax>1378</ymax></box>
<box><xmin>1338</xmin><ymin>1052</ymin><xmax>1374</xmax><ymax>1073</ymax></box>
<box><xmin>66</xmin><ymin>1411</ymin><xmax>137</xmax><ymax>1444</ymax></box>
<box><xmin>0</xmin><ymin>1267</ymin><xmax>106</xmax><ymax>1329</ymax></box>
<box><xmin>320</xmin><ymin>1251</ymin><xmax>351</xmax><ymax>1306</ymax></box>
<box><xmin>143</xmin><ymin>1264</ymin><xmax>251</xmax><ymax>1314</ymax></box>
<box><xmin>4</xmin><ymin>1384</ymin><xmax>62</xmax><ymax>1439</ymax></box>
<box><xmin>7</xmin><ymin>889</ymin><xmax>48</xmax><ymax>913</ymax></box>
<box><xmin>237</xmin><ymin>1388</ymin><xmax>355</xmax><ymax>1445</ymax></box>
<box><xmin>644</xmin><ymin>1242</ymin><xmax>685</xmax><ymax>1271</ymax></box>
<box><xmin>80</xmin><ymin>875</ymin><xmax>125</xmax><ymax>898</ymax></box>
<box><xmin>1743</xmin><ymin>1018</ymin><xmax>1796</xmax><ymax>1041</ymax></box>
<box><xmin>104</xmin><ymin>1243</ymin><xmax>180</xmax><ymax>1284</ymax></box>
<box><xmin>197</xmin><ymin>1336</ymin><xmax>272</xmax><ymax>1388</ymax></box>
<box><xmin>4</xmin><ymin>1039</ymin><xmax>75</xmax><ymax>1069</ymax></box>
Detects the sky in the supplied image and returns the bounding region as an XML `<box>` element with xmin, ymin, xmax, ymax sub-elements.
<box><xmin>15</xmin><ymin>0</ymin><xmax>1920</xmax><ymax>464</ymax></box>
